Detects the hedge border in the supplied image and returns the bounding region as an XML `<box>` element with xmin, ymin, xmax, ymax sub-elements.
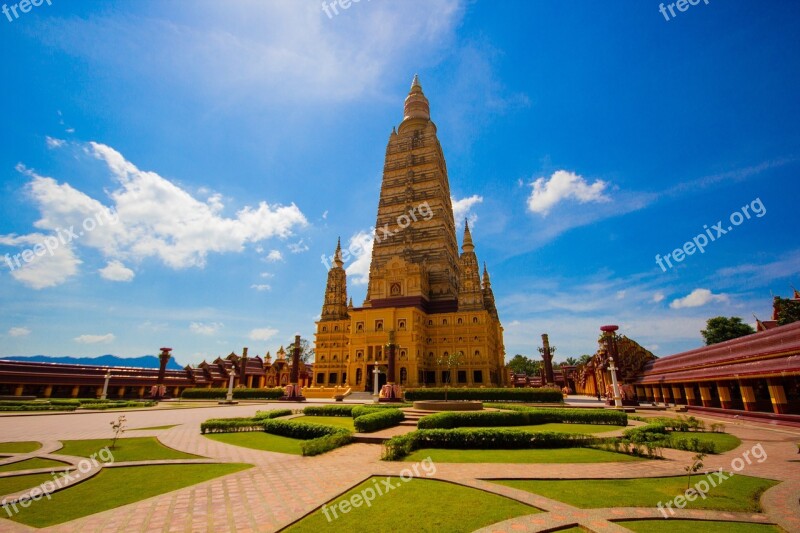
<box><xmin>403</xmin><ymin>388</ymin><xmax>563</xmax><ymax>403</ymax></box>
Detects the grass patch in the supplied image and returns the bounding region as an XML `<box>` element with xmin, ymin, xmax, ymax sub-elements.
<box><xmin>0</xmin><ymin>473</ymin><xmax>56</xmax><ymax>496</ymax></box>
<box><xmin>283</xmin><ymin>477</ymin><xmax>538</xmax><ymax>533</ymax></box>
<box><xmin>403</xmin><ymin>447</ymin><xmax>644</xmax><ymax>463</ymax></box>
<box><xmin>291</xmin><ymin>416</ymin><xmax>355</xmax><ymax>431</ymax></box>
<box><xmin>0</xmin><ymin>457</ymin><xmax>69</xmax><ymax>473</ymax></box>
<box><xmin>0</xmin><ymin>442</ymin><xmax>41</xmax><ymax>453</ymax></box>
<box><xmin>619</xmin><ymin>519</ymin><xmax>783</xmax><ymax>533</ymax></box>
<box><xmin>494</xmin><ymin>423</ymin><xmax>621</xmax><ymax>434</ymax></box>
<box><xmin>671</xmin><ymin>432</ymin><xmax>742</xmax><ymax>453</ymax></box>
<box><xmin>205</xmin><ymin>432</ymin><xmax>304</xmax><ymax>455</ymax></box>
<box><xmin>6</xmin><ymin>463</ymin><xmax>251</xmax><ymax>527</ymax></box>
<box><xmin>57</xmin><ymin>437</ymin><xmax>200</xmax><ymax>462</ymax></box>
<box><xmin>494</xmin><ymin>475</ymin><xmax>778</xmax><ymax>513</ymax></box>
<box><xmin>129</xmin><ymin>424</ymin><xmax>179</xmax><ymax>431</ymax></box>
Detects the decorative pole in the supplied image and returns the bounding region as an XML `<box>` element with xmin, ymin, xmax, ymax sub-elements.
<box><xmin>538</xmin><ymin>334</ymin><xmax>556</xmax><ymax>386</ymax></box>
<box><xmin>226</xmin><ymin>370</ymin><xmax>235</xmax><ymax>402</ymax></box>
<box><xmin>379</xmin><ymin>330</ymin><xmax>402</xmax><ymax>402</ymax></box>
<box><xmin>280</xmin><ymin>334</ymin><xmax>306</xmax><ymax>401</ymax></box>
<box><xmin>601</xmin><ymin>325</ymin><xmax>623</xmax><ymax>408</ymax></box>
<box><xmin>155</xmin><ymin>347</ymin><xmax>172</xmax><ymax>400</ymax></box>
<box><xmin>372</xmin><ymin>362</ymin><xmax>380</xmax><ymax>403</ymax></box>
<box><xmin>101</xmin><ymin>370</ymin><xmax>110</xmax><ymax>400</ymax></box>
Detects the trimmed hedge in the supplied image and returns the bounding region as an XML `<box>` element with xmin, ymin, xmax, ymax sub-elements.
<box><xmin>383</xmin><ymin>428</ymin><xmax>595</xmax><ymax>460</ymax></box>
<box><xmin>201</xmin><ymin>418</ymin><xmax>267</xmax><ymax>434</ymax></box>
<box><xmin>254</xmin><ymin>409</ymin><xmax>292</xmax><ymax>419</ymax></box>
<box><xmin>264</xmin><ymin>419</ymin><xmax>353</xmax><ymax>456</ymax></box>
<box><xmin>403</xmin><ymin>388</ymin><xmax>563</xmax><ymax>403</ymax></box>
<box><xmin>0</xmin><ymin>404</ymin><xmax>77</xmax><ymax>412</ymax></box>
<box><xmin>301</xmin><ymin>432</ymin><xmax>353</xmax><ymax>456</ymax></box>
<box><xmin>418</xmin><ymin>411</ymin><xmax>529</xmax><ymax>429</ymax></box>
<box><xmin>181</xmin><ymin>388</ymin><xmax>285</xmax><ymax>400</ymax></box>
<box><xmin>495</xmin><ymin>405</ymin><xmax>628</xmax><ymax>426</ymax></box>
<box><xmin>351</xmin><ymin>404</ymin><xmax>408</xmax><ymax>418</ymax></box>
<box><xmin>80</xmin><ymin>400</ymin><xmax>156</xmax><ymax>410</ymax></box>
<box><xmin>354</xmin><ymin>409</ymin><xmax>405</xmax><ymax>433</ymax></box>
<box><xmin>303</xmin><ymin>405</ymin><xmax>356</xmax><ymax>417</ymax></box>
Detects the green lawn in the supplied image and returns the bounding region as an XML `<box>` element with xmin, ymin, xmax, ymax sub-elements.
<box><xmin>57</xmin><ymin>437</ymin><xmax>200</xmax><ymax>462</ymax></box>
<box><xmin>283</xmin><ymin>477</ymin><xmax>538</xmax><ymax>533</ymax></box>
<box><xmin>6</xmin><ymin>463</ymin><xmax>252</xmax><ymax>528</ymax></box>
<box><xmin>205</xmin><ymin>432</ymin><xmax>305</xmax><ymax>455</ymax></box>
<box><xmin>619</xmin><ymin>519</ymin><xmax>783</xmax><ymax>533</ymax></box>
<box><xmin>403</xmin><ymin>448</ymin><xmax>644</xmax><ymax>463</ymax></box>
<box><xmin>0</xmin><ymin>472</ymin><xmax>57</xmax><ymax>495</ymax></box>
<box><xmin>291</xmin><ymin>416</ymin><xmax>356</xmax><ymax>431</ymax></box>
<box><xmin>0</xmin><ymin>457</ymin><xmax>69</xmax><ymax>473</ymax></box>
<box><xmin>669</xmin><ymin>432</ymin><xmax>742</xmax><ymax>453</ymax></box>
<box><xmin>492</xmin><ymin>423</ymin><xmax>622</xmax><ymax>434</ymax></box>
<box><xmin>0</xmin><ymin>442</ymin><xmax>42</xmax><ymax>453</ymax></box>
<box><xmin>129</xmin><ymin>424</ymin><xmax>180</xmax><ymax>431</ymax></box>
<box><xmin>494</xmin><ymin>475</ymin><xmax>778</xmax><ymax>513</ymax></box>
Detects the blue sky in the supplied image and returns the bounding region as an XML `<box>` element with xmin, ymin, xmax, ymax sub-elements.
<box><xmin>1</xmin><ymin>0</ymin><xmax>798</xmax><ymax>366</ymax></box>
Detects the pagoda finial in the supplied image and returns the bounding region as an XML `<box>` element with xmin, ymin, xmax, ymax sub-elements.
<box><xmin>482</xmin><ymin>263</ymin><xmax>491</xmax><ymax>285</ymax></box>
<box><xmin>411</xmin><ymin>74</ymin><xmax>420</xmax><ymax>89</ymax></box>
<box><xmin>401</xmin><ymin>73</ymin><xmax>430</xmax><ymax>125</ymax></box>
<box><xmin>333</xmin><ymin>237</ymin><xmax>344</xmax><ymax>268</ymax></box>
<box><xmin>462</xmin><ymin>218</ymin><xmax>474</xmax><ymax>252</ymax></box>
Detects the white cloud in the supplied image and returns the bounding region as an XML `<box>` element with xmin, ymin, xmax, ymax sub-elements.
<box><xmin>189</xmin><ymin>322</ymin><xmax>224</xmax><ymax>335</ymax></box>
<box><xmin>0</xmin><ymin>233</ymin><xmax>82</xmax><ymax>289</ymax></box>
<box><xmin>615</xmin><ymin>290</ymin><xmax>626</xmax><ymax>300</ymax></box>
<box><xmin>74</xmin><ymin>333</ymin><xmax>115</xmax><ymax>344</ymax></box>
<box><xmin>8</xmin><ymin>327</ymin><xmax>31</xmax><ymax>337</ymax></box>
<box><xmin>45</xmin><ymin>136</ymin><xmax>65</xmax><ymax>149</ymax></box>
<box><xmin>251</xmin><ymin>284</ymin><xmax>271</xmax><ymax>292</ymax></box>
<box><xmin>527</xmin><ymin>170</ymin><xmax>611</xmax><ymax>216</ymax></box>
<box><xmin>249</xmin><ymin>327</ymin><xmax>279</xmax><ymax>341</ymax></box>
<box><xmin>322</xmin><ymin>210</ymin><xmax>329</xmax><ymax>220</ymax></box>
<box><xmin>265</xmin><ymin>250</ymin><xmax>284</xmax><ymax>262</ymax></box>
<box><xmin>451</xmin><ymin>194</ymin><xmax>483</xmax><ymax>227</ymax></box>
<box><xmin>344</xmin><ymin>230</ymin><xmax>373</xmax><ymax>285</ymax></box>
<box><xmin>288</xmin><ymin>239</ymin><xmax>309</xmax><ymax>254</ymax></box>
<box><xmin>669</xmin><ymin>289</ymin><xmax>729</xmax><ymax>309</ymax></box>
<box><xmin>260</xmin><ymin>272</ymin><xmax>274</xmax><ymax>279</ymax></box>
<box><xmin>0</xmin><ymin>143</ymin><xmax>308</xmax><ymax>288</ymax></box>
<box><xmin>653</xmin><ymin>292</ymin><xmax>665</xmax><ymax>303</ymax></box>
<box><xmin>98</xmin><ymin>260</ymin><xmax>135</xmax><ymax>282</ymax></box>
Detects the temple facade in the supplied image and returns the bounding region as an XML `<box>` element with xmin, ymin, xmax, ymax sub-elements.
<box><xmin>312</xmin><ymin>76</ymin><xmax>507</xmax><ymax>391</ymax></box>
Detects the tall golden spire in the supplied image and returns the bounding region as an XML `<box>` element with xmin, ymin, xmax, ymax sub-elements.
<box><xmin>462</xmin><ymin>218</ymin><xmax>474</xmax><ymax>253</ymax></box>
<box><xmin>401</xmin><ymin>74</ymin><xmax>430</xmax><ymax>128</ymax></box>
<box><xmin>320</xmin><ymin>238</ymin><xmax>349</xmax><ymax>321</ymax></box>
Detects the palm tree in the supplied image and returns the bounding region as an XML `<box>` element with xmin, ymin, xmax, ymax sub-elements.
<box><xmin>563</xmin><ymin>357</ymin><xmax>578</xmax><ymax>366</ymax></box>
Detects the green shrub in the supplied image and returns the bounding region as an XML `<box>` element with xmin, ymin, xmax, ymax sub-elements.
<box><xmin>417</xmin><ymin>411</ymin><xmax>529</xmax><ymax>429</ymax></box>
<box><xmin>382</xmin><ymin>428</ymin><xmax>595</xmax><ymax>460</ymax></box>
<box><xmin>354</xmin><ymin>409</ymin><xmax>405</xmax><ymax>432</ymax></box>
<box><xmin>489</xmin><ymin>405</ymin><xmax>628</xmax><ymax>426</ymax></box>
<box><xmin>79</xmin><ymin>400</ymin><xmax>156</xmax><ymax>410</ymax></box>
<box><xmin>48</xmin><ymin>399</ymin><xmax>82</xmax><ymax>406</ymax></box>
<box><xmin>301</xmin><ymin>432</ymin><xmax>353</xmax><ymax>456</ymax></box>
<box><xmin>200</xmin><ymin>418</ymin><xmax>266</xmax><ymax>434</ymax></box>
<box><xmin>264</xmin><ymin>419</ymin><xmax>347</xmax><ymax>439</ymax></box>
<box><xmin>350</xmin><ymin>404</ymin><xmax>409</xmax><ymax>418</ymax></box>
<box><xmin>668</xmin><ymin>435</ymin><xmax>717</xmax><ymax>454</ymax></box>
<box><xmin>181</xmin><ymin>388</ymin><xmax>285</xmax><ymax>400</ymax></box>
<box><xmin>403</xmin><ymin>388</ymin><xmax>563</xmax><ymax>403</ymax></box>
<box><xmin>0</xmin><ymin>404</ymin><xmax>77</xmax><ymax>412</ymax></box>
<box><xmin>623</xmin><ymin>423</ymin><xmax>669</xmax><ymax>444</ymax></box>
<box><xmin>303</xmin><ymin>405</ymin><xmax>355</xmax><ymax>417</ymax></box>
<box><xmin>253</xmin><ymin>409</ymin><xmax>292</xmax><ymax>419</ymax></box>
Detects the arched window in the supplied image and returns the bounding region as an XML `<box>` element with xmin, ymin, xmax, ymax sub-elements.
<box><xmin>322</xmin><ymin>326</ymin><xmax>328</xmax><ymax>332</ymax></box>
<box><xmin>457</xmin><ymin>318</ymin><xmax>463</xmax><ymax>325</ymax></box>
<box><xmin>442</xmin><ymin>319</ymin><xmax>448</xmax><ymax>325</ymax></box>
<box><xmin>473</xmin><ymin>317</ymin><xmax>478</xmax><ymax>324</ymax></box>
<box><xmin>334</xmin><ymin>325</ymin><xmax>339</xmax><ymax>332</ymax></box>
<box><xmin>428</xmin><ymin>319</ymin><xmax>433</xmax><ymax>326</ymax></box>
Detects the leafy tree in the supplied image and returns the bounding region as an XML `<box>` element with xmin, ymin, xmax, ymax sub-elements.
<box><xmin>701</xmin><ymin>317</ymin><xmax>755</xmax><ymax>346</ymax></box>
<box><xmin>577</xmin><ymin>354</ymin><xmax>593</xmax><ymax>365</ymax></box>
<box><xmin>506</xmin><ymin>354</ymin><xmax>541</xmax><ymax>376</ymax></box>
<box><xmin>562</xmin><ymin>357</ymin><xmax>578</xmax><ymax>366</ymax></box>
<box><xmin>286</xmin><ymin>337</ymin><xmax>315</xmax><ymax>363</ymax></box>
<box><xmin>776</xmin><ymin>297</ymin><xmax>800</xmax><ymax>326</ymax></box>
<box><xmin>437</xmin><ymin>351</ymin><xmax>465</xmax><ymax>402</ymax></box>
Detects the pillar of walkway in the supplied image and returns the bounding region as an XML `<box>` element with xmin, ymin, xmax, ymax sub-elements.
<box><xmin>173</xmin><ymin>386</ymin><xmax>180</xmax><ymax>397</ymax></box>
<box><xmin>717</xmin><ymin>382</ymin><xmax>733</xmax><ymax>409</ymax></box>
<box><xmin>71</xmin><ymin>385</ymin><xmax>80</xmax><ymax>398</ymax></box>
<box><xmin>684</xmin><ymin>386</ymin><xmax>699</xmax><ymax>406</ymax></box>
<box><xmin>95</xmin><ymin>386</ymin><xmax>103</xmax><ymax>398</ymax></box>
<box><xmin>739</xmin><ymin>382</ymin><xmax>757</xmax><ymax>412</ymax></box>
<box><xmin>767</xmin><ymin>379</ymin><xmax>788</xmax><ymax>414</ymax></box>
<box><xmin>138</xmin><ymin>386</ymin><xmax>146</xmax><ymax>398</ymax></box>
<box><xmin>42</xmin><ymin>385</ymin><xmax>53</xmax><ymax>398</ymax></box>
<box><xmin>644</xmin><ymin>386</ymin><xmax>653</xmax><ymax>402</ymax></box>
<box><xmin>698</xmin><ymin>384</ymin><xmax>713</xmax><ymax>407</ymax></box>
<box><xmin>117</xmin><ymin>386</ymin><xmax>126</xmax><ymax>398</ymax></box>
<box><xmin>653</xmin><ymin>386</ymin><xmax>663</xmax><ymax>404</ymax></box>
<box><xmin>671</xmin><ymin>385</ymin><xmax>683</xmax><ymax>405</ymax></box>
<box><xmin>661</xmin><ymin>385</ymin><xmax>673</xmax><ymax>405</ymax></box>
<box><xmin>14</xmin><ymin>384</ymin><xmax>24</xmax><ymax>396</ymax></box>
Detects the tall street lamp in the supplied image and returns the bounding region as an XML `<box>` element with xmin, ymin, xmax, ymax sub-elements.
<box><xmin>601</xmin><ymin>325</ymin><xmax>623</xmax><ymax>408</ymax></box>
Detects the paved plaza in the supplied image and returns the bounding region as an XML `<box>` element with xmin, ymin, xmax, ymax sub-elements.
<box><xmin>0</xmin><ymin>403</ymin><xmax>798</xmax><ymax>532</ymax></box>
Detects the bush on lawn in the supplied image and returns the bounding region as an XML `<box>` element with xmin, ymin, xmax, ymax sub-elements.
<box><xmin>265</xmin><ymin>419</ymin><xmax>353</xmax><ymax>456</ymax></box>
<box><xmin>303</xmin><ymin>405</ymin><xmax>356</xmax><ymax>417</ymax></box>
<box><xmin>181</xmin><ymin>388</ymin><xmax>285</xmax><ymax>400</ymax></box>
<box><xmin>301</xmin><ymin>431</ymin><xmax>353</xmax><ymax>456</ymax></box>
<box><xmin>0</xmin><ymin>404</ymin><xmax>77</xmax><ymax>412</ymax></box>
<box><xmin>200</xmin><ymin>418</ymin><xmax>266</xmax><ymax>434</ymax></box>
<box><xmin>382</xmin><ymin>428</ymin><xmax>595</xmax><ymax>460</ymax></box>
<box><xmin>80</xmin><ymin>400</ymin><xmax>156</xmax><ymax>410</ymax></box>
<box><xmin>403</xmin><ymin>388</ymin><xmax>563</xmax><ymax>403</ymax></box>
<box><xmin>417</xmin><ymin>411</ymin><xmax>529</xmax><ymax>429</ymax></box>
<box><xmin>464</xmin><ymin>405</ymin><xmax>627</xmax><ymax>426</ymax></box>
<box><xmin>354</xmin><ymin>409</ymin><xmax>405</xmax><ymax>433</ymax></box>
<box><xmin>253</xmin><ymin>409</ymin><xmax>292</xmax><ymax>419</ymax></box>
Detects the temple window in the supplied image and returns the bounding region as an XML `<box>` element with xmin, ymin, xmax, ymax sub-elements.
<box><xmin>400</xmin><ymin>367</ymin><xmax>408</xmax><ymax>384</ymax></box>
<box><xmin>457</xmin><ymin>318</ymin><xmax>463</xmax><ymax>325</ymax></box>
<box><xmin>328</xmin><ymin>373</ymin><xmax>338</xmax><ymax>384</ymax></box>
<box><xmin>473</xmin><ymin>317</ymin><xmax>478</xmax><ymax>324</ymax></box>
<box><xmin>322</xmin><ymin>326</ymin><xmax>328</xmax><ymax>332</ymax></box>
<box><xmin>375</xmin><ymin>320</ymin><xmax>384</xmax><ymax>331</ymax></box>
<box><xmin>398</xmin><ymin>320</ymin><xmax>406</xmax><ymax>330</ymax></box>
<box><xmin>316</xmin><ymin>373</ymin><xmax>325</xmax><ymax>384</ymax></box>
<box><xmin>442</xmin><ymin>319</ymin><xmax>448</xmax><ymax>325</ymax></box>
<box><xmin>473</xmin><ymin>370</ymin><xmax>483</xmax><ymax>383</ymax></box>
<box><xmin>334</xmin><ymin>325</ymin><xmax>339</xmax><ymax>332</ymax></box>
<box><xmin>357</xmin><ymin>322</ymin><xmax>364</xmax><ymax>332</ymax></box>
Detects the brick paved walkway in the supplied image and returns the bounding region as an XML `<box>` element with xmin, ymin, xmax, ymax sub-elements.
<box><xmin>0</xmin><ymin>405</ymin><xmax>797</xmax><ymax>532</ymax></box>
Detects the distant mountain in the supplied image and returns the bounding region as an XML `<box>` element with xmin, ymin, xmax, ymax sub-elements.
<box><xmin>0</xmin><ymin>354</ymin><xmax>184</xmax><ymax>370</ymax></box>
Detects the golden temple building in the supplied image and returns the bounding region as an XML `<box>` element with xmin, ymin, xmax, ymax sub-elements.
<box><xmin>312</xmin><ymin>76</ymin><xmax>507</xmax><ymax>391</ymax></box>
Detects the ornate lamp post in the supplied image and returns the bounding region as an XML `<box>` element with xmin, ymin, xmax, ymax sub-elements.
<box><xmin>601</xmin><ymin>325</ymin><xmax>623</xmax><ymax>407</ymax></box>
<box><xmin>226</xmin><ymin>370</ymin><xmax>236</xmax><ymax>402</ymax></box>
<box><xmin>372</xmin><ymin>362</ymin><xmax>381</xmax><ymax>403</ymax></box>
<box><xmin>280</xmin><ymin>334</ymin><xmax>306</xmax><ymax>402</ymax></box>
<box><xmin>379</xmin><ymin>330</ymin><xmax>403</xmax><ymax>402</ymax></box>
